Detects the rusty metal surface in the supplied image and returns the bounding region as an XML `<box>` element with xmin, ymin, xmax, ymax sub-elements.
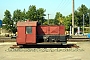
<box><xmin>37</xmin><ymin>25</ymin><xmax>65</xmax><ymax>35</ymax></box>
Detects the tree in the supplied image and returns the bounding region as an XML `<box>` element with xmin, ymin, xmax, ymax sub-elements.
<box><xmin>37</xmin><ymin>8</ymin><xmax>46</xmax><ymax>25</ymax></box>
<box><xmin>43</xmin><ymin>19</ymin><xmax>48</xmax><ymax>25</ymax></box>
<box><xmin>76</xmin><ymin>4</ymin><xmax>88</xmax><ymax>27</ymax></box>
<box><xmin>74</xmin><ymin>10</ymin><xmax>79</xmax><ymax>26</ymax></box>
<box><xmin>88</xmin><ymin>9</ymin><xmax>90</xmax><ymax>26</ymax></box>
<box><xmin>54</xmin><ymin>12</ymin><xmax>64</xmax><ymax>25</ymax></box>
<box><xmin>26</xmin><ymin>5</ymin><xmax>37</xmax><ymax>21</ymax></box>
<box><xmin>64</xmin><ymin>14</ymin><xmax>72</xmax><ymax>30</ymax></box>
<box><xmin>12</xmin><ymin>9</ymin><xmax>22</xmax><ymax>22</ymax></box>
<box><xmin>21</xmin><ymin>9</ymin><xmax>26</xmax><ymax>21</ymax></box>
<box><xmin>26</xmin><ymin>5</ymin><xmax>46</xmax><ymax>24</ymax></box>
<box><xmin>57</xmin><ymin>17</ymin><xmax>64</xmax><ymax>25</ymax></box>
<box><xmin>49</xmin><ymin>19</ymin><xmax>55</xmax><ymax>25</ymax></box>
<box><xmin>3</xmin><ymin>10</ymin><xmax>13</xmax><ymax>32</ymax></box>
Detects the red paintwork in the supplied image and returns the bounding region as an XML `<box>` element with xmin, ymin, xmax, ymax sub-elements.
<box><xmin>17</xmin><ymin>21</ymin><xmax>37</xmax><ymax>44</ymax></box>
<box><xmin>37</xmin><ymin>25</ymin><xmax>65</xmax><ymax>35</ymax></box>
<box><xmin>49</xmin><ymin>26</ymin><xmax>59</xmax><ymax>35</ymax></box>
<box><xmin>17</xmin><ymin>26</ymin><xmax>26</xmax><ymax>44</ymax></box>
<box><xmin>37</xmin><ymin>26</ymin><xmax>49</xmax><ymax>35</ymax></box>
<box><xmin>59</xmin><ymin>25</ymin><xmax>65</xmax><ymax>35</ymax></box>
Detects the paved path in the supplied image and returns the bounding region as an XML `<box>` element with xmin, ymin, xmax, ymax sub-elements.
<box><xmin>0</xmin><ymin>42</ymin><xmax>90</xmax><ymax>60</ymax></box>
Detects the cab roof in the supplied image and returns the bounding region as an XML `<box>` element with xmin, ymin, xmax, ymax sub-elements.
<box><xmin>17</xmin><ymin>21</ymin><xmax>37</xmax><ymax>26</ymax></box>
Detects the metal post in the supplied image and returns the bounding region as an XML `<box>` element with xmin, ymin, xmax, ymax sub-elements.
<box><xmin>70</xmin><ymin>26</ymin><xmax>72</xmax><ymax>36</ymax></box>
<box><xmin>48</xmin><ymin>14</ymin><xmax>49</xmax><ymax>25</ymax></box>
<box><xmin>87</xmin><ymin>13</ymin><xmax>90</xmax><ymax>33</ymax></box>
<box><xmin>87</xmin><ymin>13</ymin><xmax>90</xmax><ymax>38</ymax></box>
<box><xmin>1</xmin><ymin>28</ymin><xmax>2</xmax><ymax>34</ymax></box>
<box><xmin>83</xmin><ymin>14</ymin><xmax>84</xmax><ymax>35</ymax></box>
<box><xmin>72</xmin><ymin>0</ymin><xmax>74</xmax><ymax>35</ymax></box>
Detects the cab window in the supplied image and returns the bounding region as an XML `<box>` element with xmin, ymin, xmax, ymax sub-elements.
<box><xmin>26</xmin><ymin>26</ymin><xmax>32</xmax><ymax>34</ymax></box>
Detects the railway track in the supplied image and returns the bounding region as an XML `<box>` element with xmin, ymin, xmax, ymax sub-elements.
<box><xmin>0</xmin><ymin>37</ymin><xmax>16</xmax><ymax>42</ymax></box>
<box><xmin>1</xmin><ymin>37</ymin><xmax>89</xmax><ymax>48</ymax></box>
<box><xmin>0</xmin><ymin>39</ymin><xmax>16</xmax><ymax>42</ymax></box>
<box><xmin>68</xmin><ymin>38</ymin><xmax>90</xmax><ymax>42</ymax></box>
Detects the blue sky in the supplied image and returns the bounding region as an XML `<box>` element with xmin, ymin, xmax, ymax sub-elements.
<box><xmin>0</xmin><ymin>0</ymin><xmax>90</xmax><ymax>20</ymax></box>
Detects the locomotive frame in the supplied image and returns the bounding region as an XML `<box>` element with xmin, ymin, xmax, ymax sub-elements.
<box><xmin>16</xmin><ymin>20</ymin><xmax>67</xmax><ymax>45</ymax></box>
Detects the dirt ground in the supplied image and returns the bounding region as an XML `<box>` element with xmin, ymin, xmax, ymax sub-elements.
<box><xmin>0</xmin><ymin>41</ymin><xmax>90</xmax><ymax>60</ymax></box>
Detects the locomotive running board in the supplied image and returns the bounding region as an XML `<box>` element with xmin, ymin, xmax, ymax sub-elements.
<box><xmin>37</xmin><ymin>42</ymin><xmax>66</xmax><ymax>45</ymax></box>
<box><xmin>10</xmin><ymin>44</ymin><xmax>79</xmax><ymax>48</ymax></box>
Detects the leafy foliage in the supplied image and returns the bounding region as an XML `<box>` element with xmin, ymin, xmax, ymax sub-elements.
<box><xmin>3</xmin><ymin>10</ymin><xmax>13</xmax><ymax>32</ymax></box>
<box><xmin>64</xmin><ymin>14</ymin><xmax>72</xmax><ymax>30</ymax></box>
<box><xmin>13</xmin><ymin>9</ymin><xmax>23</xmax><ymax>22</ymax></box>
<box><xmin>26</xmin><ymin>5</ymin><xmax>37</xmax><ymax>21</ymax></box>
<box><xmin>37</xmin><ymin>8</ymin><xmax>46</xmax><ymax>25</ymax></box>
<box><xmin>54</xmin><ymin>12</ymin><xmax>64</xmax><ymax>25</ymax></box>
<box><xmin>2</xmin><ymin>5</ymin><xmax>46</xmax><ymax>33</ymax></box>
<box><xmin>75</xmin><ymin>4</ymin><xmax>89</xmax><ymax>27</ymax></box>
<box><xmin>2</xmin><ymin>4</ymin><xmax>90</xmax><ymax>33</ymax></box>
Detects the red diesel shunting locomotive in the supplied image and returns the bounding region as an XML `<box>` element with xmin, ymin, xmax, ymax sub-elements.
<box><xmin>16</xmin><ymin>20</ymin><xmax>67</xmax><ymax>45</ymax></box>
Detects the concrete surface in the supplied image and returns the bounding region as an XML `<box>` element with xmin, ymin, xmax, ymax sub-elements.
<box><xmin>0</xmin><ymin>42</ymin><xmax>90</xmax><ymax>60</ymax></box>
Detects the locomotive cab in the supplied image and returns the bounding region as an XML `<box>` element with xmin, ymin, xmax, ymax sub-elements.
<box><xmin>17</xmin><ymin>21</ymin><xmax>37</xmax><ymax>45</ymax></box>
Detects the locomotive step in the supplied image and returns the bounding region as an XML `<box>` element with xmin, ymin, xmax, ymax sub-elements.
<box><xmin>10</xmin><ymin>45</ymin><xmax>23</xmax><ymax>49</ymax></box>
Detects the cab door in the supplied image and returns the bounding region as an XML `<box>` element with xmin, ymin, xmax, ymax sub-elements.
<box><xmin>25</xmin><ymin>26</ymin><xmax>36</xmax><ymax>44</ymax></box>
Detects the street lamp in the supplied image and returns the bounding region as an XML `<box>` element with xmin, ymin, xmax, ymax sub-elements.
<box><xmin>83</xmin><ymin>14</ymin><xmax>84</xmax><ymax>36</ymax></box>
<box><xmin>82</xmin><ymin>13</ymin><xmax>90</xmax><ymax>36</ymax></box>
<box><xmin>87</xmin><ymin>13</ymin><xmax>90</xmax><ymax>38</ymax></box>
<box><xmin>86</xmin><ymin>13</ymin><xmax>90</xmax><ymax>32</ymax></box>
<box><xmin>87</xmin><ymin>13</ymin><xmax>90</xmax><ymax>33</ymax></box>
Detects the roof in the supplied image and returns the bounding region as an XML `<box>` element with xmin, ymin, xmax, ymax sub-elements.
<box><xmin>17</xmin><ymin>21</ymin><xmax>37</xmax><ymax>26</ymax></box>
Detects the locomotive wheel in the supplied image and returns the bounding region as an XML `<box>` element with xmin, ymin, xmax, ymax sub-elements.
<box><xmin>44</xmin><ymin>39</ymin><xmax>47</xmax><ymax>42</ymax></box>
